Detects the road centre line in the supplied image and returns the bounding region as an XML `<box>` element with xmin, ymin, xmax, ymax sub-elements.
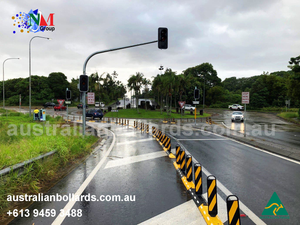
<box><xmin>105</xmin><ymin>151</ymin><xmax>166</xmax><ymax>169</ymax></box>
<box><xmin>52</xmin><ymin>127</ymin><xmax>116</xmax><ymax>225</ymax></box>
<box><xmin>168</xmin><ymin>133</ymin><xmax>266</xmax><ymax>225</ymax></box>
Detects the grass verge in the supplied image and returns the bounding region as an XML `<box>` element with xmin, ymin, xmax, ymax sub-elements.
<box><xmin>104</xmin><ymin>108</ymin><xmax>210</xmax><ymax>118</ymax></box>
<box><xmin>0</xmin><ymin>113</ymin><xmax>98</xmax><ymax>223</ymax></box>
<box><xmin>277</xmin><ymin>112</ymin><xmax>300</xmax><ymax>125</ymax></box>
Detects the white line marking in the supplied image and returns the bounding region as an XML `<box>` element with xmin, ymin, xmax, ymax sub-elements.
<box><xmin>138</xmin><ymin>200</ymin><xmax>205</xmax><ymax>225</ymax></box>
<box><xmin>105</xmin><ymin>151</ymin><xmax>166</xmax><ymax>169</ymax></box>
<box><xmin>171</xmin><ymin>134</ymin><xmax>267</xmax><ymax>225</ymax></box>
<box><xmin>202</xmin><ymin>192</ymin><xmax>228</xmax><ymax>223</ymax></box>
<box><xmin>193</xmin><ymin>128</ymin><xmax>300</xmax><ymax>165</ymax></box>
<box><xmin>177</xmin><ymin>139</ymin><xmax>227</xmax><ymax>141</ymax></box>
<box><xmin>52</xmin><ymin>128</ymin><xmax>116</xmax><ymax>225</ymax></box>
<box><xmin>116</xmin><ymin>138</ymin><xmax>153</xmax><ymax>145</ymax></box>
<box><xmin>201</xmin><ymin>167</ymin><xmax>266</xmax><ymax>225</ymax></box>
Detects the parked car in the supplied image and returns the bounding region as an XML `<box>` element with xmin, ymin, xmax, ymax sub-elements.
<box><xmin>95</xmin><ymin>102</ymin><xmax>100</xmax><ymax>108</ymax></box>
<box><xmin>86</xmin><ymin>109</ymin><xmax>103</xmax><ymax>120</ymax></box>
<box><xmin>183</xmin><ymin>104</ymin><xmax>196</xmax><ymax>111</ymax></box>
<box><xmin>231</xmin><ymin>111</ymin><xmax>244</xmax><ymax>122</ymax></box>
<box><xmin>43</xmin><ymin>102</ymin><xmax>55</xmax><ymax>108</ymax></box>
<box><xmin>54</xmin><ymin>105</ymin><xmax>67</xmax><ymax>111</ymax></box>
<box><xmin>77</xmin><ymin>103</ymin><xmax>88</xmax><ymax>109</ymax></box>
<box><xmin>228</xmin><ymin>104</ymin><xmax>244</xmax><ymax>110</ymax></box>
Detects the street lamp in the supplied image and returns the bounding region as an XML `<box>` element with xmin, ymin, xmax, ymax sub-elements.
<box><xmin>3</xmin><ymin>58</ymin><xmax>20</xmax><ymax>108</ymax></box>
<box><xmin>29</xmin><ymin>36</ymin><xmax>50</xmax><ymax>116</ymax></box>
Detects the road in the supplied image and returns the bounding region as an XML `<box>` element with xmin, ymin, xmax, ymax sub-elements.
<box><xmin>9</xmin><ymin>121</ymin><xmax>206</xmax><ymax>225</ymax></box>
<box><xmin>5</xmin><ymin>108</ymin><xmax>300</xmax><ymax>224</ymax></box>
<box><xmin>166</xmin><ymin>124</ymin><xmax>300</xmax><ymax>225</ymax></box>
<box><xmin>210</xmin><ymin>109</ymin><xmax>300</xmax><ymax>151</ymax></box>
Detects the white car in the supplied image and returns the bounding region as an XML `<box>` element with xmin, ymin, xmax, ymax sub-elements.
<box><xmin>231</xmin><ymin>111</ymin><xmax>244</xmax><ymax>122</ymax></box>
<box><xmin>183</xmin><ymin>104</ymin><xmax>196</xmax><ymax>111</ymax></box>
<box><xmin>228</xmin><ymin>104</ymin><xmax>244</xmax><ymax>110</ymax></box>
<box><xmin>95</xmin><ymin>102</ymin><xmax>100</xmax><ymax>108</ymax></box>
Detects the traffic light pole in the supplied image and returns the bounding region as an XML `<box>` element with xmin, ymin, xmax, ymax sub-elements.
<box><xmin>81</xmin><ymin>40</ymin><xmax>158</xmax><ymax>136</ymax></box>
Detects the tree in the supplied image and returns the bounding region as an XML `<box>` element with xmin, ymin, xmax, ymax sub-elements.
<box><xmin>48</xmin><ymin>72</ymin><xmax>69</xmax><ymax>99</ymax></box>
<box><xmin>127</xmin><ymin>72</ymin><xmax>147</xmax><ymax>113</ymax></box>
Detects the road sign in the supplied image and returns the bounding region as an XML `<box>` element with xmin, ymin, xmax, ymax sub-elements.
<box><xmin>111</xmin><ymin>110</ymin><xmax>118</xmax><ymax>112</ymax></box>
<box><xmin>178</xmin><ymin>101</ymin><xmax>185</xmax><ymax>109</ymax></box>
<box><xmin>57</xmin><ymin>99</ymin><xmax>65</xmax><ymax>106</ymax></box>
<box><xmin>87</xmin><ymin>92</ymin><xmax>95</xmax><ymax>105</ymax></box>
<box><xmin>65</xmin><ymin>101</ymin><xmax>71</xmax><ymax>104</ymax></box>
<box><xmin>242</xmin><ymin>92</ymin><xmax>250</xmax><ymax>104</ymax></box>
<box><xmin>193</xmin><ymin>101</ymin><xmax>199</xmax><ymax>104</ymax></box>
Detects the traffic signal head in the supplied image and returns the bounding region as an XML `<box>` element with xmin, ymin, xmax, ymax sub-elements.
<box><xmin>66</xmin><ymin>90</ymin><xmax>71</xmax><ymax>100</ymax></box>
<box><xmin>158</xmin><ymin>27</ymin><xmax>168</xmax><ymax>49</ymax></box>
<box><xmin>194</xmin><ymin>89</ymin><xmax>200</xmax><ymax>99</ymax></box>
<box><xmin>79</xmin><ymin>75</ymin><xmax>89</xmax><ymax>92</ymax></box>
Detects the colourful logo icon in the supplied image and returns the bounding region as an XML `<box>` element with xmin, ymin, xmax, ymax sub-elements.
<box><xmin>12</xmin><ymin>9</ymin><xmax>55</xmax><ymax>34</ymax></box>
<box><xmin>261</xmin><ymin>192</ymin><xmax>289</xmax><ymax>219</ymax></box>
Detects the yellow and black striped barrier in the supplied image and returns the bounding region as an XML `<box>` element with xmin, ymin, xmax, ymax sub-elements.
<box><xmin>159</xmin><ymin>134</ymin><xmax>165</xmax><ymax>146</ymax></box>
<box><xmin>146</xmin><ymin>124</ymin><xmax>149</xmax><ymax>133</ymax></box>
<box><xmin>180</xmin><ymin>150</ymin><xmax>186</xmax><ymax>175</ymax></box>
<box><xmin>209</xmin><ymin>117</ymin><xmax>212</xmax><ymax>125</ymax></box>
<box><xmin>207</xmin><ymin>175</ymin><xmax>218</xmax><ymax>217</ymax></box>
<box><xmin>194</xmin><ymin>163</ymin><xmax>203</xmax><ymax>197</ymax></box>
<box><xmin>226</xmin><ymin>195</ymin><xmax>241</xmax><ymax>225</ymax></box>
<box><xmin>186</xmin><ymin>155</ymin><xmax>193</xmax><ymax>182</ymax></box>
<box><xmin>163</xmin><ymin>118</ymin><xmax>168</xmax><ymax>123</ymax></box>
<box><xmin>175</xmin><ymin>145</ymin><xmax>181</xmax><ymax>165</ymax></box>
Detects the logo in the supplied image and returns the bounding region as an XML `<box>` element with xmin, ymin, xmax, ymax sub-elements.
<box><xmin>260</xmin><ymin>192</ymin><xmax>289</xmax><ymax>219</ymax></box>
<box><xmin>12</xmin><ymin>9</ymin><xmax>55</xmax><ymax>34</ymax></box>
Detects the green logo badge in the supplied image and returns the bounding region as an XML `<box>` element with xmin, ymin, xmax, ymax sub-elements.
<box><xmin>261</xmin><ymin>192</ymin><xmax>289</xmax><ymax>219</ymax></box>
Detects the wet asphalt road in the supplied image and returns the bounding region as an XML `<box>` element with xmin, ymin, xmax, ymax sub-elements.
<box><xmin>9</xmin><ymin>122</ymin><xmax>194</xmax><ymax>225</ymax></box>
<box><xmin>211</xmin><ymin>109</ymin><xmax>300</xmax><ymax>150</ymax></box>
<box><xmin>6</xmin><ymin>108</ymin><xmax>300</xmax><ymax>224</ymax></box>
<box><xmin>166</xmin><ymin>125</ymin><xmax>300</xmax><ymax>225</ymax></box>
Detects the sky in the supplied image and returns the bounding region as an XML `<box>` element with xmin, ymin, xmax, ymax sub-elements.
<box><xmin>1</xmin><ymin>0</ymin><xmax>300</xmax><ymax>90</ymax></box>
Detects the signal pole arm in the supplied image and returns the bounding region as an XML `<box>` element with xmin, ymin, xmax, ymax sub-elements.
<box><xmin>81</xmin><ymin>40</ymin><xmax>158</xmax><ymax>135</ymax></box>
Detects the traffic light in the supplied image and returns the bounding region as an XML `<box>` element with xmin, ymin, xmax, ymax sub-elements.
<box><xmin>66</xmin><ymin>90</ymin><xmax>71</xmax><ymax>100</ymax></box>
<box><xmin>158</xmin><ymin>27</ymin><xmax>168</xmax><ymax>49</ymax></box>
<box><xmin>79</xmin><ymin>75</ymin><xmax>89</xmax><ymax>92</ymax></box>
<box><xmin>194</xmin><ymin>89</ymin><xmax>200</xmax><ymax>99</ymax></box>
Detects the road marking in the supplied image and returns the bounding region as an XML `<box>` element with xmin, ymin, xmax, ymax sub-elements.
<box><xmin>104</xmin><ymin>151</ymin><xmax>166</xmax><ymax>169</ymax></box>
<box><xmin>177</xmin><ymin>139</ymin><xmax>227</xmax><ymax>141</ymax></box>
<box><xmin>116</xmin><ymin>138</ymin><xmax>153</xmax><ymax>145</ymax></box>
<box><xmin>202</xmin><ymin>192</ymin><xmax>227</xmax><ymax>223</ymax></box>
<box><xmin>171</xmin><ymin>136</ymin><xmax>267</xmax><ymax>225</ymax></box>
<box><xmin>202</xmin><ymin>167</ymin><xmax>266</xmax><ymax>225</ymax></box>
<box><xmin>193</xmin><ymin>128</ymin><xmax>300</xmax><ymax>166</ymax></box>
<box><xmin>51</xmin><ymin>127</ymin><xmax>116</xmax><ymax>225</ymax></box>
<box><xmin>138</xmin><ymin>200</ymin><xmax>205</xmax><ymax>225</ymax></box>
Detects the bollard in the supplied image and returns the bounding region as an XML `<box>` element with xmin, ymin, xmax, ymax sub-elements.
<box><xmin>226</xmin><ymin>195</ymin><xmax>241</xmax><ymax>225</ymax></box>
<box><xmin>127</xmin><ymin>120</ymin><xmax>129</xmax><ymax>126</ymax></box>
<box><xmin>175</xmin><ymin>145</ymin><xmax>181</xmax><ymax>165</ymax></box>
<box><xmin>207</xmin><ymin>175</ymin><xmax>218</xmax><ymax>217</ymax></box>
<box><xmin>186</xmin><ymin>155</ymin><xmax>193</xmax><ymax>182</ymax></box>
<box><xmin>180</xmin><ymin>150</ymin><xmax>186</xmax><ymax>174</ymax></box>
<box><xmin>162</xmin><ymin>135</ymin><xmax>168</xmax><ymax>146</ymax></box>
<box><xmin>194</xmin><ymin>163</ymin><xmax>203</xmax><ymax>197</ymax></box>
<box><xmin>163</xmin><ymin>137</ymin><xmax>171</xmax><ymax>153</ymax></box>
<box><xmin>146</xmin><ymin>124</ymin><xmax>149</xmax><ymax>133</ymax></box>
